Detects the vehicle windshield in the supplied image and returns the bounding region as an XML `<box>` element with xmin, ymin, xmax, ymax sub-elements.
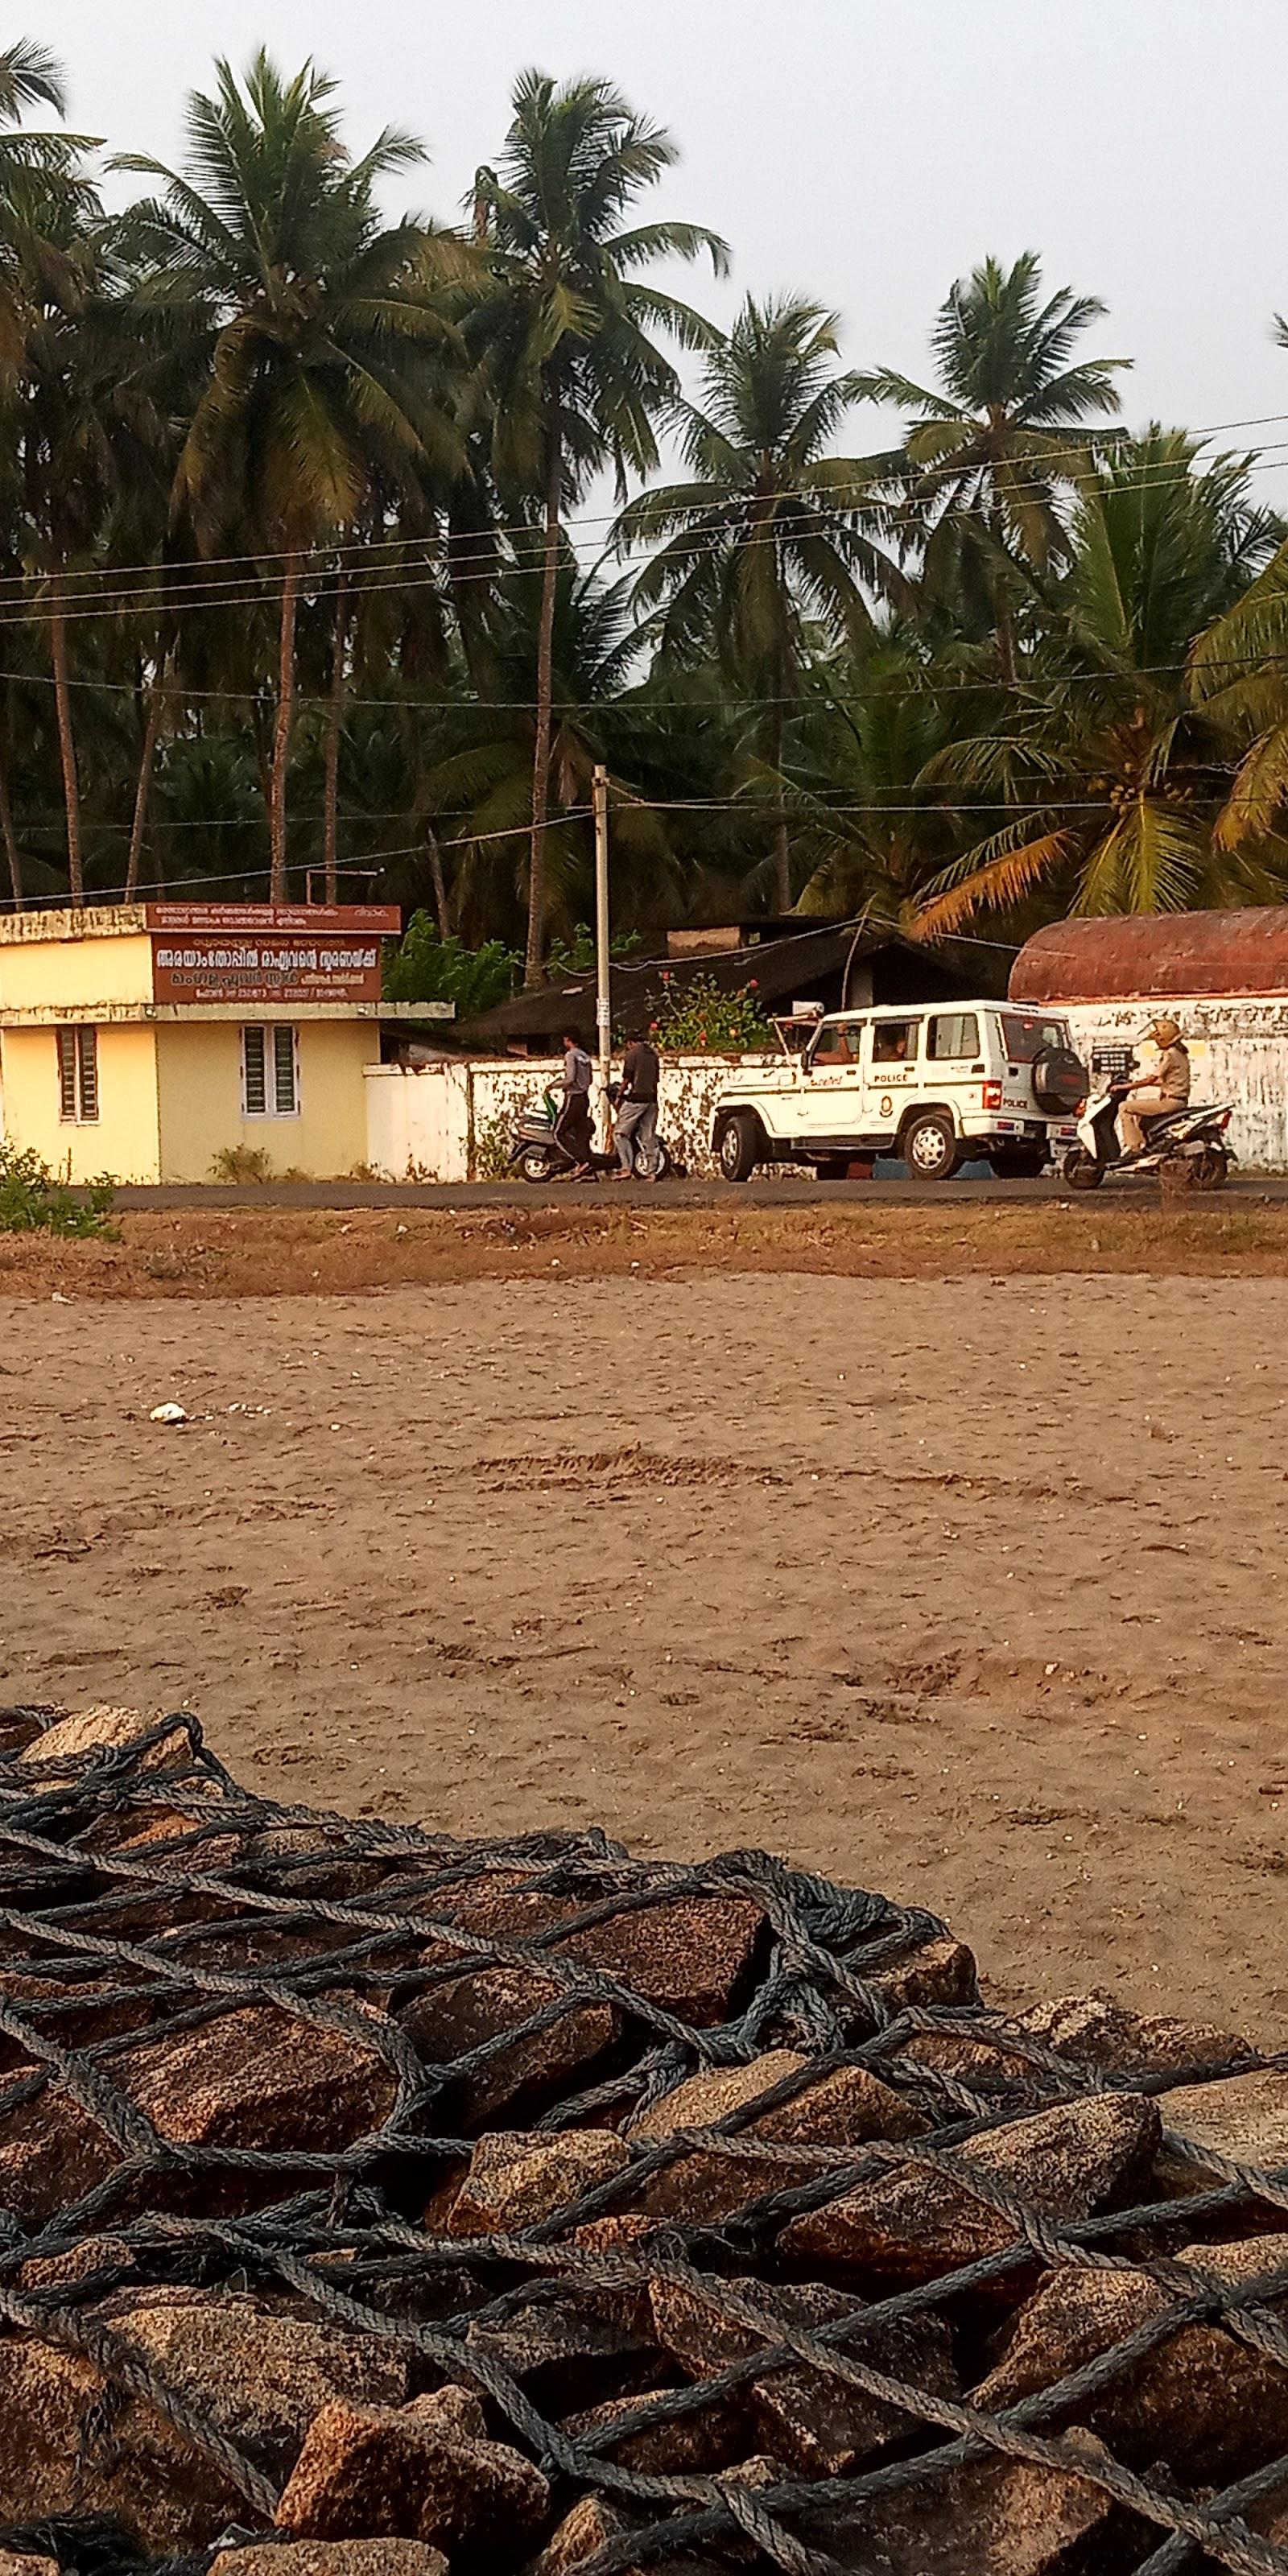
<box><xmin>1001</xmin><ymin>1012</ymin><xmax>1069</xmax><ymax>1061</ymax></box>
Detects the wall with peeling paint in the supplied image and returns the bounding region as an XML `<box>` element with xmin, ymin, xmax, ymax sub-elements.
<box><xmin>364</xmin><ymin>1054</ymin><xmax>779</xmax><ymax>1180</ymax></box>
<box><xmin>1061</xmin><ymin>999</ymin><xmax>1288</xmax><ymax>1170</ymax></box>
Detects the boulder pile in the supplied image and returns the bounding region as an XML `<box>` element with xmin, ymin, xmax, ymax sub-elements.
<box><xmin>0</xmin><ymin>1700</ymin><xmax>1285</xmax><ymax>2576</ymax></box>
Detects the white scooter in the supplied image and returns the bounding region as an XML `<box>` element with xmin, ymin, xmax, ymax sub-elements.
<box><xmin>1063</xmin><ymin>1076</ymin><xmax>1234</xmax><ymax>1191</ymax></box>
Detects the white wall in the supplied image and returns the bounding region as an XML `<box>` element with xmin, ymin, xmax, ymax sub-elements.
<box><xmin>364</xmin><ymin>1054</ymin><xmax>779</xmax><ymax>1180</ymax></box>
<box><xmin>1060</xmin><ymin>997</ymin><xmax>1288</xmax><ymax>1172</ymax></box>
<box><xmin>366</xmin><ymin>1004</ymin><xmax>1288</xmax><ymax>1178</ymax></box>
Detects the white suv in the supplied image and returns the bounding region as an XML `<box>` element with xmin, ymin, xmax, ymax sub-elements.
<box><xmin>712</xmin><ymin>1001</ymin><xmax>1085</xmax><ymax>1183</ymax></box>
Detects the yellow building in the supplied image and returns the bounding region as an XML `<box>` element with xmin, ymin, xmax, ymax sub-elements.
<box><xmin>0</xmin><ymin>902</ymin><xmax>441</xmax><ymax>1183</ymax></box>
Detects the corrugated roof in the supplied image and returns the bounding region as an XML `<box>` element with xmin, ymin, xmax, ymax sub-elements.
<box><xmin>455</xmin><ymin>921</ymin><xmax>1004</xmax><ymax>1046</ymax></box>
<box><xmin>1011</xmin><ymin>909</ymin><xmax>1288</xmax><ymax>1004</ymax></box>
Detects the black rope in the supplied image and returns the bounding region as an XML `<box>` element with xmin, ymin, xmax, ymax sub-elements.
<box><xmin>1</xmin><ymin>1707</ymin><xmax>1286</xmax><ymax>2576</ymax></box>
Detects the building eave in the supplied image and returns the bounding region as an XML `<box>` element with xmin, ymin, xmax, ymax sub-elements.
<box><xmin>0</xmin><ymin>999</ymin><xmax>455</xmax><ymax>1026</ymax></box>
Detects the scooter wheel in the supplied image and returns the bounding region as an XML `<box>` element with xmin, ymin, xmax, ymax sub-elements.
<box><xmin>519</xmin><ymin>1146</ymin><xmax>552</xmax><ymax>1183</ymax></box>
<box><xmin>1063</xmin><ymin>1147</ymin><xmax>1104</xmax><ymax>1191</ymax></box>
<box><xmin>1196</xmin><ymin>1146</ymin><xmax>1229</xmax><ymax>1191</ymax></box>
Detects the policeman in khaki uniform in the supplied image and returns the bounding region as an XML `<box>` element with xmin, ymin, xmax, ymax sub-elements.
<box><xmin>1117</xmin><ymin>1017</ymin><xmax>1191</xmax><ymax>1157</ymax></box>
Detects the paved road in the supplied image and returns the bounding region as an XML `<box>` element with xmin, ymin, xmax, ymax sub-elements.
<box><xmin>109</xmin><ymin>1171</ymin><xmax>1288</xmax><ymax>1212</ymax></box>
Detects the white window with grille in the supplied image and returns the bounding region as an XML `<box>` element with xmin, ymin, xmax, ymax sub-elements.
<box><xmin>242</xmin><ymin>1025</ymin><xmax>299</xmax><ymax>1117</ymax></box>
<box><xmin>56</xmin><ymin>1026</ymin><xmax>98</xmax><ymax>1123</ymax></box>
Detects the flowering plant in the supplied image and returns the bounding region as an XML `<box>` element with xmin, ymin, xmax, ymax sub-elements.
<box><xmin>650</xmin><ymin>972</ymin><xmax>775</xmax><ymax>1052</ymax></box>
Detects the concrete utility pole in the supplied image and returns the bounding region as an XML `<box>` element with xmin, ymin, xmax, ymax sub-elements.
<box><xmin>592</xmin><ymin>762</ymin><xmax>612</xmax><ymax>1148</ymax></box>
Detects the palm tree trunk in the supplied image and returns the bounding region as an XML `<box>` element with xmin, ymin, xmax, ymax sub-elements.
<box><xmin>770</xmin><ymin>663</ymin><xmax>791</xmax><ymax>912</ymax></box>
<box><xmin>427</xmin><ymin>820</ymin><xmax>451</xmax><ymax>938</ymax></box>
<box><xmin>525</xmin><ymin>391</ymin><xmax>561</xmax><ymax>988</ymax></box>
<box><xmin>321</xmin><ymin>565</ymin><xmax>349</xmax><ymax>906</ymax></box>
<box><xmin>125</xmin><ymin>673</ymin><xmax>166</xmax><ymax>901</ymax></box>
<box><xmin>989</xmin><ymin>495</ymin><xmax>1018</xmax><ymax>688</ymax></box>
<box><xmin>270</xmin><ymin>551</ymin><xmax>302</xmax><ymax>904</ymax></box>
<box><xmin>48</xmin><ymin>566</ymin><xmax>83</xmax><ymax>906</ymax></box>
<box><xmin>0</xmin><ymin>720</ymin><xmax>23</xmax><ymax>908</ymax></box>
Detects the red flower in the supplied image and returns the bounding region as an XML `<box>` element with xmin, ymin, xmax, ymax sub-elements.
<box><xmin>748</xmin><ymin>976</ymin><xmax>758</xmax><ymax>987</ymax></box>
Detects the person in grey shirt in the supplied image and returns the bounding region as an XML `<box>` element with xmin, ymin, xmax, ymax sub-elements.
<box><xmin>552</xmin><ymin>1027</ymin><xmax>595</xmax><ymax>1177</ymax></box>
<box><xmin>613</xmin><ymin>1034</ymin><xmax>660</xmax><ymax>1180</ymax></box>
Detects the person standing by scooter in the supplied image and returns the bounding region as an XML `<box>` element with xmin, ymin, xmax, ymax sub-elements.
<box><xmin>551</xmin><ymin>1027</ymin><xmax>595</xmax><ymax>1179</ymax></box>
<box><xmin>612</xmin><ymin>1031</ymin><xmax>662</xmax><ymax>1181</ymax></box>
<box><xmin>1117</xmin><ymin>1018</ymin><xmax>1191</xmax><ymax>1158</ymax></box>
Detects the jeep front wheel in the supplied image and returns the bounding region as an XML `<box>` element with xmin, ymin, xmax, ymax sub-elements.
<box><xmin>717</xmin><ymin>1113</ymin><xmax>762</xmax><ymax>1183</ymax></box>
<box><xmin>902</xmin><ymin>1110</ymin><xmax>960</xmax><ymax>1181</ymax></box>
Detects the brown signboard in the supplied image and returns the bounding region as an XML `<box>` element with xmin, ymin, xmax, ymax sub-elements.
<box><xmin>144</xmin><ymin>902</ymin><xmax>399</xmax><ymax>935</ymax></box>
<box><xmin>151</xmin><ymin>935</ymin><xmax>384</xmax><ymax>1006</ymax></box>
<box><xmin>147</xmin><ymin>899</ymin><xmax>398</xmax><ymax>1006</ymax></box>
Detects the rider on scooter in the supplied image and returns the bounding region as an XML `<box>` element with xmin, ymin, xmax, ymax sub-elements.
<box><xmin>1117</xmin><ymin>1018</ymin><xmax>1191</xmax><ymax>1159</ymax></box>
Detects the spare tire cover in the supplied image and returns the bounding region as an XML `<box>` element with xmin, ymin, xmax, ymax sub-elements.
<box><xmin>1031</xmin><ymin>1045</ymin><xmax>1086</xmax><ymax>1113</ymax></box>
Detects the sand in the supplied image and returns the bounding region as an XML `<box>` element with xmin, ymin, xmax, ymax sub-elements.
<box><xmin>2</xmin><ymin>1273</ymin><xmax>1286</xmax><ymax>2039</ymax></box>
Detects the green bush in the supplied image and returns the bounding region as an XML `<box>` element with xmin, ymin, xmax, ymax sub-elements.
<box><xmin>547</xmin><ymin>922</ymin><xmax>641</xmax><ymax>978</ymax></box>
<box><xmin>650</xmin><ymin>971</ymin><xmax>775</xmax><ymax>1052</ymax></box>
<box><xmin>0</xmin><ymin>1144</ymin><xmax>116</xmax><ymax>1236</ymax></box>
<box><xmin>383</xmin><ymin>914</ymin><xmax>520</xmax><ymax>1018</ymax></box>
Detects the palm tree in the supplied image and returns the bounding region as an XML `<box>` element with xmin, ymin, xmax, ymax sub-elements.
<box><xmin>786</xmin><ymin>645</ymin><xmax>963</xmax><ymax>924</ymax></box>
<box><xmin>413</xmin><ymin>549</ymin><xmax>677</xmax><ymax>947</ymax></box>
<box><xmin>0</xmin><ymin>41</ymin><xmax>100</xmax><ymax>383</ymax></box>
<box><xmin>617</xmin><ymin>295</ymin><xmax>906</xmax><ymax>909</ymax></box>
<box><xmin>911</xmin><ymin>431</ymin><xmax>1284</xmax><ymax>934</ymax></box>
<box><xmin>471</xmin><ymin>69</ymin><xmax>727</xmax><ymax>982</ymax></box>
<box><xmin>857</xmin><ymin>254</ymin><xmax>1129</xmax><ymax>686</ymax></box>
<box><xmin>118</xmin><ymin>52</ymin><xmax>463</xmax><ymax>898</ymax></box>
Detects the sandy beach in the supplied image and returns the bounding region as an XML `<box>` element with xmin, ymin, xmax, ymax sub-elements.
<box><xmin>3</xmin><ymin>1270</ymin><xmax>1286</xmax><ymax>2037</ymax></box>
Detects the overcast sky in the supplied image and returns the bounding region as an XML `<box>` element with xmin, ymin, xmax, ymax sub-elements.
<box><xmin>49</xmin><ymin>0</ymin><xmax>1288</xmax><ymax>498</ymax></box>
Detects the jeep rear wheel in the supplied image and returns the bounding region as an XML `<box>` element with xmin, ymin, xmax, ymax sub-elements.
<box><xmin>717</xmin><ymin>1113</ymin><xmax>762</xmax><ymax>1183</ymax></box>
<box><xmin>902</xmin><ymin>1110</ymin><xmax>960</xmax><ymax>1181</ymax></box>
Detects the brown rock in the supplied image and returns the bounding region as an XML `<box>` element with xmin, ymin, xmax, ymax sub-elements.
<box><xmin>524</xmin><ymin>2496</ymin><xmax>712</xmax><ymax>2576</ymax></box>
<box><xmin>0</xmin><ymin>2001</ymin><xmax>397</xmax><ymax>2221</ymax></box>
<box><xmin>275</xmin><ymin>2395</ymin><xmax>549</xmax><ymax>2552</ymax></box>
<box><xmin>450</xmin><ymin>1876</ymin><xmax>764</xmax><ymax>2026</ymax></box>
<box><xmin>466</xmin><ymin>2292</ymin><xmax>660</xmax><ymax>2411</ymax></box>
<box><xmin>825</xmin><ymin>2426</ymin><xmax>1123</xmax><ymax>2574</ymax></box>
<box><xmin>973</xmin><ymin>2260</ymin><xmax>1288</xmax><ymax>2484</ymax></box>
<box><xmin>448</xmin><ymin>2127</ymin><xmax>630</xmax><ymax>2235</ymax></box>
<box><xmin>402</xmin><ymin>2381</ymin><xmax>489</xmax><ymax>2441</ymax></box>
<box><xmin>564</xmin><ymin>2388</ymin><xmax>746</xmax><ymax>2475</ymax></box>
<box><xmin>899</xmin><ymin>2026</ymin><xmax>1050</xmax><ymax>2112</ymax></box>
<box><xmin>399</xmin><ymin>1965</ymin><xmax>615</xmax><ymax>2124</ymax></box>
<box><xmin>1179</xmin><ymin>2229</ymin><xmax>1288</xmax><ymax>2291</ymax></box>
<box><xmin>17</xmin><ymin>2232</ymin><xmax>133</xmax><ymax>2292</ymax></box>
<box><xmin>0</xmin><ymin>2290</ymin><xmax>408</xmax><ymax>2547</ymax></box>
<box><xmin>779</xmin><ymin>2093</ymin><xmax>1160</xmax><ymax>2285</ymax></box>
<box><xmin>109</xmin><ymin>2288</ymin><xmax>409</xmax><ymax>2461</ymax></box>
<box><xmin>650</xmin><ymin>2273</ymin><xmax>956</xmax><ymax>2474</ymax></box>
<box><xmin>215</xmin><ymin>2551</ymin><xmax>447</xmax><ymax>2576</ymax></box>
<box><xmin>1017</xmin><ymin>1993</ymin><xmax>1255</xmax><ymax>2083</ymax></box>
<box><xmin>275</xmin><ymin>2404</ymin><xmax>444</xmax><ymax>2539</ymax></box>
<box><xmin>1158</xmin><ymin>2069</ymin><xmax>1288</xmax><ymax>2172</ymax></box>
<box><xmin>862</xmin><ymin>1934</ymin><xmax>978</xmax><ymax>2015</ymax></box>
<box><xmin>0</xmin><ymin>2556</ymin><xmax>60</xmax><ymax>2576</ymax></box>
<box><xmin>572</xmin><ymin>2213</ymin><xmax>663</xmax><ymax>2253</ymax></box>
<box><xmin>19</xmin><ymin>1704</ymin><xmax>186</xmax><ymax>1769</ymax></box>
<box><xmin>630</xmin><ymin>2051</ymin><xmax>922</xmax><ymax>2223</ymax></box>
<box><xmin>0</xmin><ymin>2336</ymin><xmax>243</xmax><ymax>2548</ymax></box>
<box><xmin>526</xmin><ymin>2498</ymin><xmax>636</xmax><ymax>2576</ymax></box>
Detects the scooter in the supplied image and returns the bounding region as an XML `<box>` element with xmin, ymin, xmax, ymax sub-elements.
<box><xmin>506</xmin><ymin>1086</ymin><xmax>678</xmax><ymax>1184</ymax></box>
<box><xmin>1063</xmin><ymin>1077</ymin><xmax>1234</xmax><ymax>1191</ymax></box>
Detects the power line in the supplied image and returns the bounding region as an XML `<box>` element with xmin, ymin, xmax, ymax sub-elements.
<box><xmin>0</xmin><ymin>418</ymin><xmax>1286</xmax><ymax>634</ymax></box>
<box><xmin>0</xmin><ymin>397</ymin><xmax>1284</xmax><ymax>605</ymax></box>
<box><xmin>4</xmin><ymin>635</ymin><xmax>1288</xmax><ymax>718</ymax></box>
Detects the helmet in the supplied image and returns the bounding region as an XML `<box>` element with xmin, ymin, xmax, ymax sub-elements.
<box><xmin>1151</xmin><ymin>1017</ymin><xmax>1181</xmax><ymax>1046</ymax></box>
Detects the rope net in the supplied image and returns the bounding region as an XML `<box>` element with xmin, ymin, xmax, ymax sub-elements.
<box><xmin>0</xmin><ymin>1701</ymin><xmax>1284</xmax><ymax>2576</ymax></box>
